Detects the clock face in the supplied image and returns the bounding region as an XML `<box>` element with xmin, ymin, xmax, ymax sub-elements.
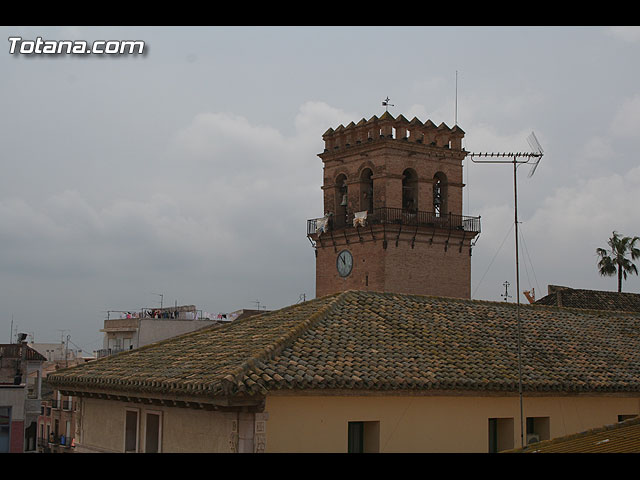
<box><xmin>336</xmin><ymin>250</ymin><xmax>353</xmax><ymax>277</ymax></box>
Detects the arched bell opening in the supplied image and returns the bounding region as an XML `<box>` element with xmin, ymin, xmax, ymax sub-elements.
<box><xmin>335</xmin><ymin>173</ymin><xmax>348</xmax><ymax>228</ymax></box>
<box><xmin>359</xmin><ymin>168</ymin><xmax>374</xmax><ymax>213</ymax></box>
<box><xmin>402</xmin><ymin>168</ymin><xmax>418</xmax><ymax>213</ymax></box>
<box><xmin>433</xmin><ymin>171</ymin><xmax>448</xmax><ymax>217</ymax></box>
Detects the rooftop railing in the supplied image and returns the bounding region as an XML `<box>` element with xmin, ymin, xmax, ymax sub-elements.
<box><xmin>307</xmin><ymin>207</ymin><xmax>481</xmax><ymax>236</ymax></box>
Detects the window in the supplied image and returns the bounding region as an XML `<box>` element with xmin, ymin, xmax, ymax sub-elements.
<box><xmin>65</xmin><ymin>420</ymin><xmax>71</xmax><ymax>445</ymax></box>
<box><xmin>144</xmin><ymin>412</ymin><xmax>162</xmax><ymax>453</ymax></box>
<box><xmin>124</xmin><ymin>409</ymin><xmax>139</xmax><ymax>453</ymax></box>
<box><xmin>25</xmin><ymin>421</ymin><xmax>37</xmax><ymax>451</ymax></box>
<box><xmin>618</xmin><ymin>414</ymin><xmax>637</xmax><ymax>422</ymax></box>
<box><xmin>526</xmin><ymin>416</ymin><xmax>550</xmax><ymax>444</ymax></box>
<box><xmin>347</xmin><ymin>421</ymin><xmax>380</xmax><ymax>453</ymax></box>
<box><xmin>0</xmin><ymin>407</ymin><xmax>11</xmax><ymax>453</ymax></box>
<box><xmin>488</xmin><ymin>418</ymin><xmax>514</xmax><ymax>453</ymax></box>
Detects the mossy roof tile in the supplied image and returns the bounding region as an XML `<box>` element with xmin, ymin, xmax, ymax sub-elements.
<box><xmin>47</xmin><ymin>290</ymin><xmax>640</xmax><ymax>399</ymax></box>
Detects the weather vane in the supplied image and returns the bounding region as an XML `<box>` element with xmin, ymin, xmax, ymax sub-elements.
<box><xmin>382</xmin><ymin>96</ymin><xmax>394</xmax><ymax>112</ymax></box>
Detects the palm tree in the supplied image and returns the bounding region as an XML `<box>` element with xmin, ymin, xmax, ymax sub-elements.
<box><xmin>596</xmin><ymin>231</ymin><xmax>640</xmax><ymax>292</ymax></box>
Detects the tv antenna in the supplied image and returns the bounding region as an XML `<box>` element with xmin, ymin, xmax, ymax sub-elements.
<box><xmin>252</xmin><ymin>299</ymin><xmax>267</xmax><ymax>311</ymax></box>
<box><xmin>382</xmin><ymin>96</ymin><xmax>394</xmax><ymax>112</ymax></box>
<box><xmin>151</xmin><ymin>292</ymin><xmax>164</xmax><ymax>309</ymax></box>
<box><xmin>469</xmin><ymin>131</ymin><xmax>544</xmax><ymax>449</ymax></box>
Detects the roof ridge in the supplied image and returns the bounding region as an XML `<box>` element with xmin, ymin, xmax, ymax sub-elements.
<box><xmin>220</xmin><ymin>292</ymin><xmax>348</xmax><ymax>395</ymax></box>
<box><xmin>346</xmin><ymin>289</ymin><xmax>640</xmax><ymax>319</ymax></box>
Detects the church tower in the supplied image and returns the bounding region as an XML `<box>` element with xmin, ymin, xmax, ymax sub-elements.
<box><xmin>307</xmin><ymin>111</ymin><xmax>481</xmax><ymax>299</ymax></box>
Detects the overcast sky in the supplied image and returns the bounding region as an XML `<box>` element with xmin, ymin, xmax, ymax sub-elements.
<box><xmin>2</xmin><ymin>26</ymin><xmax>640</xmax><ymax>352</ymax></box>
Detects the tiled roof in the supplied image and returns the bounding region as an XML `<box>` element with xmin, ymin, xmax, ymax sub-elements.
<box><xmin>0</xmin><ymin>344</ymin><xmax>47</xmax><ymax>362</ymax></box>
<box><xmin>506</xmin><ymin>417</ymin><xmax>640</xmax><ymax>453</ymax></box>
<box><xmin>536</xmin><ymin>285</ymin><xmax>640</xmax><ymax>312</ymax></box>
<box><xmin>47</xmin><ymin>290</ymin><xmax>640</xmax><ymax>400</ymax></box>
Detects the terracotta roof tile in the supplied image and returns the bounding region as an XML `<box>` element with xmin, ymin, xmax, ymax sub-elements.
<box><xmin>47</xmin><ymin>290</ymin><xmax>640</xmax><ymax>399</ymax></box>
<box><xmin>536</xmin><ymin>285</ymin><xmax>640</xmax><ymax>312</ymax></box>
<box><xmin>506</xmin><ymin>417</ymin><xmax>640</xmax><ymax>453</ymax></box>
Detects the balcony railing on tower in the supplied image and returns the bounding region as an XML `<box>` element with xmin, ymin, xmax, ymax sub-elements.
<box><xmin>307</xmin><ymin>207</ymin><xmax>481</xmax><ymax>237</ymax></box>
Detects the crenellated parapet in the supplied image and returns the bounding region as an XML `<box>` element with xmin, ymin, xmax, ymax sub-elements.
<box><xmin>322</xmin><ymin>112</ymin><xmax>465</xmax><ymax>153</ymax></box>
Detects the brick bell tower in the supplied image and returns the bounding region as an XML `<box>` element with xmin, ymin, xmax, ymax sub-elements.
<box><xmin>307</xmin><ymin>111</ymin><xmax>481</xmax><ymax>299</ymax></box>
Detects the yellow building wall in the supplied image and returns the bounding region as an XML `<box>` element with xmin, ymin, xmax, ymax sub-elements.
<box><xmin>264</xmin><ymin>394</ymin><xmax>640</xmax><ymax>453</ymax></box>
<box><xmin>74</xmin><ymin>393</ymin><xmax>640</xmax><ymax>453</ymax></box>
<box><xmin>77</xmin><ymin>398</ymin><xmax>235</xmax><ymax>453</ymax></box>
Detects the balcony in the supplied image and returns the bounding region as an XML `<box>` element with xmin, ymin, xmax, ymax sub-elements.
<box><xmin>48</xmin><ymin>434</ymin><xmax>73</xmax><ymax>447</ymax></box>
<box><xmin>95</xmin><ymin>348</ymin><xmax>127</xmax><ymax>359</ymax></box>
<box><xmin>307</xmin><ymin>207</ymin><xmax>481</xmax><ymax>237</ymax></box>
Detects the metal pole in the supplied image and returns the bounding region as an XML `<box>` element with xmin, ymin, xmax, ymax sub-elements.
<box><xmin>514</xmin><ymin>157</ymin><xmax>524</xmax><ymax>448</ymax></box>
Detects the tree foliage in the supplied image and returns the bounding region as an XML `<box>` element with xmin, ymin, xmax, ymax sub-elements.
<box><xmin>596</xmin><ymin>231</ymin><xmax>640</xmax><ymax>292</ymax></box>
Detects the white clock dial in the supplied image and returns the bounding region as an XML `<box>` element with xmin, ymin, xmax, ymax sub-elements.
<box><xmin>337</xmin><ymin>250</ymin><xmax>353</xmax><ymax>277</ymax></box>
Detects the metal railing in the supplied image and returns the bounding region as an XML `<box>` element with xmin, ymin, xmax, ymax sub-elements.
<box><xmin>95</xmin><ymin>347</ymin><xmax>126</xmax><ymax>359</ymax></box>
<box><xmin>48</xmin><ymin>434</ymin><xmax>73</xmax><ymax>446</ymax></box>
<box><xmin>307</xmin><ymin>207</ymin><xmax>481</xmax><ymax>236</ymax></box>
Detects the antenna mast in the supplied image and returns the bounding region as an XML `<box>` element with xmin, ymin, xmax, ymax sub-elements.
<box><xmin>151</xmin><ymin>293</ymin><xmax>164</xmax><ymax>309</ymax></box>
<box><xmin>455</xmin><ymin>70</ymin><xmax>458</xmax><ymax>126</ymax></box>
<box><xmin>469</xmin><ymin>131</ymin><xmax>544</xmax><ymax>449</ymax></box>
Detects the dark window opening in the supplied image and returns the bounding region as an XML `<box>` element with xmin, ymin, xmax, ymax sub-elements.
<box><xmin>433</xmin><ymin>172</ymin><xmax>447</xmax><ymax>217</ymax></box>
<box><xmin>402</xmin><ymin>169</ymin><xmax>418</xmax><ymax>213</ymax></box>
<box><xmin>488</xmin><ymin>418</ymin><xmax>514</xmax><ymax>453</ymax></box>
<box><xmin>145</xmin><ymin>413</ymin><xmax>161</xmax><ymax>453</ymax></box>
<box><xmin>360</xmin><ymin>168</ymin><xmax>374</xmax><ymax>213</ymax></box>
<box><xmin>348</xmin><ymin>421</ymin><xmax>380</xmax><ymax>453</ymax></box>
<box><xmin>125</xmin><ymin>410</ymin><xmax>138</xmax><ymax>453</ymax></box>
<box><xmin>335</xmin><ymin>174</ymin><xmax>348</xmax><ymax>227</ymax></box>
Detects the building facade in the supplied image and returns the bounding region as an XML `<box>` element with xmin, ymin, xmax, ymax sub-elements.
<box><xmin>37</xmin><ymin>389</ymin><xmax>78</xmax><ymax>453</ymax></box>
<box><xmin>98</xmin><ymin>305</ymin><xmax>223</xmax><ymax>358</ymax></box>
<box><xmin>0</xmin><ymin>341</ymin><xmax>46</xmax><ymax>453</ymax></box>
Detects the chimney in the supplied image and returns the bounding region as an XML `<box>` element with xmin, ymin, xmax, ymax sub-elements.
<box><xmin>13</xmin><ymin>333</ymin><xmax>28</xmax><ymax>385</ymax></box>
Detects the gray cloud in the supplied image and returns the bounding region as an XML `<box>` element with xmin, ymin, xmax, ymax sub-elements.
<box><xmin>2</xmin><ymin>26</ymin><xmax>640</xmax><ymax>350</ymax></box>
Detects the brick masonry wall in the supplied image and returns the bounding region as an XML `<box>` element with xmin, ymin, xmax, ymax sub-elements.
<box><xmin>321</xmin><ymin>144</ymin><xmax>464</xmax><ymax>218</ymax></box>
<box><xmin>315</xmin><ymin>227</ymin><xmax>473</xmax><ymax>298</ymax></box>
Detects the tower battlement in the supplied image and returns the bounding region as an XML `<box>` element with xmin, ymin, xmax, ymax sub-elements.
<box><xmin>321</xmin><ymin>112</ymin><xmax>465</xmax><ymax>153</ymax></box>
